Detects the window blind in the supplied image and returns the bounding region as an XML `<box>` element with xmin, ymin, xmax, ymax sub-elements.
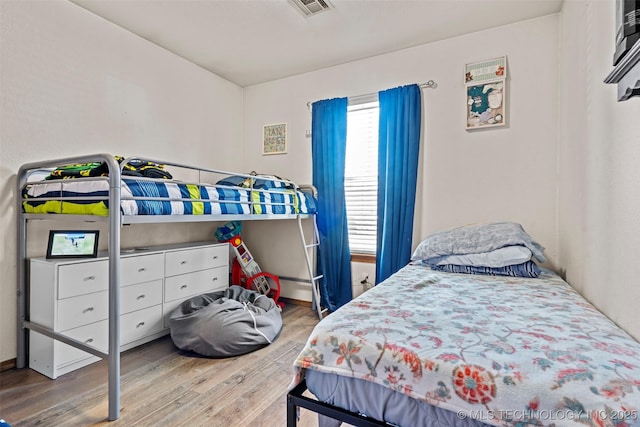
<box><xmin>345</xmin><ymin>101</ymin><xmax>378</xmax><ymax>254</ymax></box>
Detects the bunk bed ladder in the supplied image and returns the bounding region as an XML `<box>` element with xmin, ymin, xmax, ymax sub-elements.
<box><xmin>297</xmin><ymin>215</ymin><xmax>326</xmax><ymax>319</ymax></box>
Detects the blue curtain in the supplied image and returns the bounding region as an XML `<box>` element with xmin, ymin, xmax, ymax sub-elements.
<box><xmin>311</xmin><ymin>97</ymin><xmax>353</xmax><ymax>311</ymax></box>
<box><xmin>375</xmin><ymin>84</ymin><xmax>422</xmax><ymax>284</ymax></box>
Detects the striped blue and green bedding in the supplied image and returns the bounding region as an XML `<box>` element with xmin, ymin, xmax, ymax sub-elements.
<box><xmin>22</xmin><ymin>178</ymin><xmax>317</xmax><ymax>217</ymax></box>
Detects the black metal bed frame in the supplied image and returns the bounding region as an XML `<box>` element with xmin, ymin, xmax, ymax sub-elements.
<box><xmin>286</xmin><ymin>379</ymin><xmax>394</xmax><ymax>427</ymax></box>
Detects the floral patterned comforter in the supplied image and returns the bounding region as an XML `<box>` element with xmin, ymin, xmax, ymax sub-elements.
<box><xmin>292</xmin><ymin>265</ymin><xmax>640</xmax><ymax>426</ymax></box>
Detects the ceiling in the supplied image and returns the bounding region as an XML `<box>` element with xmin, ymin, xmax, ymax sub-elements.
<box><xmin>71</xmin><ymin>0</ymin><xmax>564</xmax><ymax>87</ymax></box>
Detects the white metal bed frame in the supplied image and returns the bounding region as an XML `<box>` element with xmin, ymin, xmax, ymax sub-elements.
<box><xmin>16</xmin><ymin>153</ymin><xmax>323</xmax><ymax>421</ymax></box>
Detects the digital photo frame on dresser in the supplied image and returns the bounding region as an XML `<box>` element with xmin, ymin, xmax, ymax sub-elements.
<box><xmin>46</xmin><ymin>230</ymin><xmax>100</xmax><ymax>259</ymax></box>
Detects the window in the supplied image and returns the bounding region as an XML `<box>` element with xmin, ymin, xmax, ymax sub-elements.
<box><xmin>345</xmin><ymin>99</ymin><xmax>378</xmax><ymax>255</ymax></box>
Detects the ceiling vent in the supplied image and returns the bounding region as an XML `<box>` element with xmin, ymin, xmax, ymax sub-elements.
<box><xmin>289</xmin><ymin>0</ymin><xmax>333</xmax><ymax>17</ymax></box>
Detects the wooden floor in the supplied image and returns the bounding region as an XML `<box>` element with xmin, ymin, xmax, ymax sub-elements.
<box><xmin>0</xmin><ymin>304</ymin><xmax>329</xmax><ymax>427</ymax></box>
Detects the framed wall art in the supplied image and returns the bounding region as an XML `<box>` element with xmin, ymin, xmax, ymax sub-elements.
<box><xmin>465</xmin><ymin>56</ymin><xmax>507</xmax><ymax>130</ymax></box>
<box><xmin>262</xmin><ymin>123</ymin><xmax>287</xmax><ymax>155</ymax></box>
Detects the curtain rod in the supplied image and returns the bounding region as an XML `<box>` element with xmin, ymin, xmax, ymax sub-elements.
<box><xmin>307</xmin><ymin>80</ymin><xmax>437</xmax><ymax>110</ymax></box>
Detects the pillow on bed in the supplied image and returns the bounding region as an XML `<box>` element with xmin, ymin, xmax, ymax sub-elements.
<box><xmin>252</xmin><ymin>175</ymin><xmax>295</xmax><ymax>190</ymax></box>
<box><xmin>431</xmin><ymin>245</ymin><xmax>533</xmax><ymax>268</ymax></box>
<box><xmin>430</xmin><ymin>260</ymin><xmax>541</xmax><ymax>278</ymax></box>
<box><xmin>216</xmin><ymin>175</ymin><xmax>252</xmax><ymax>188</ymax></box>
<box><xmin>411</xmin><ymin>222</ymin><xmax>546</xmax><ymax>263</ymax></box>
<box><xmin>217</xmin><ymin>174</ymin><xmax>295</xmax><ymax>190</ymax></box>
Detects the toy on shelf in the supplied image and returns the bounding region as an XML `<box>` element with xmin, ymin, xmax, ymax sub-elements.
<box><xmin>215</xmin><ymin>221</ymin><xmax>283</xmax><ymax>309</ymax></box>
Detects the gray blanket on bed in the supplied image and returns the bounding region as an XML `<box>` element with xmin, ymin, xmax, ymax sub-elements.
<box><xmin>169</xmin><ymin>285</ymin><xmax>282</xmax><ymax>357</ymax></box>
<box><xmin>411</xmin><ymin>222</ymin><xmax>546</xmax><ymax>263</ymax></box>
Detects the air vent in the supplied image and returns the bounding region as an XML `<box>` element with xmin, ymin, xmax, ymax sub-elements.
<box><xmin>289</xmin><ymin>0</ymin><xmax>333</xmax><ymax>17</ymax></box>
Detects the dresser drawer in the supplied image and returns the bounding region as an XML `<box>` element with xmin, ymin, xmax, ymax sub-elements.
<box><xmin>54</xmin><ymin>305</ymin><xmax>163</xmax><ymax>368</ymax></box>
<box><xmin>121</xmin><ymin>305</ymin><xmax>163</xmax><ymax>345</ymax></box>
<box><xmin>164</xmin><ymin>266</ymin><xmax>228</xmax><ymax>303</ymax></box>
<box><xmin>56</xmin><ymin>319</ymin><xmax>109</xmax><ymax>367</ymax></box>
<box><xmin>57</xmin><ymin>291</ymin><xmax>109</xmax><ymax>331</ymax></box>
<box><xmin>165</xmin><ymin>245</ymin><xmax>227</xmax><ymax>277</ymax></box>
<box><xmin>121</xmin><ymin>253</ymin><xmax>164</xmax><ymax>287</ymax></box>
<box><xmin>58</xmin><ymin>260</ymin><xmax>109</xmax><ymax>299</ymax></box>
<box><xmin>29</xmin><ymin>320</ymin><xmax>107</xmax><ymax>379</ymax></box>
<box><xmin>121</xmin><ymin>280</ymin><xmax>163</xmax><ymax>314</ymax></box>
<box><xmin>56</xmin><ymin>279</ymin><xmax>164</xmax><ymax>331</ymax></box>
<box><xmin>56</xmin><ymin>305</ymin><xmax>162</xmax><ymax>364</ymax></box>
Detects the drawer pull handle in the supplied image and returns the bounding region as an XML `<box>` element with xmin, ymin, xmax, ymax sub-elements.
<box><xmin>213</xmin><ymin>256</ymin><xmax>218</xmax><ymax>260</ymax></box>
<box><xmin>84</xmin><ymin>275</ymin><xmax>96</xmax><ymax>281</ymax></box>
<box><xmin>136</xmin><ymin>322</ymin><xmax>145</xmax><ymax>328</ymax></box>
<box><xmin>137</xmin><ymin>294</ymin><xmax>146</xmax><ymax>300</ymax></box>
<box><xmin>212</xmin><ymin>277</ymin><xmax>218</xmax><ymax>281</ymax></box>
<box><xmin>84</xmin><ymin>338</ymin><xmax>94</xmax><ymax>344</ymax></box>
<box><xmin>180</xmin><ymin>285</ymin><xmax>188</xmax><ymax>289</ymax></box>
<box><xmin>83</xmin><ymin>307</ymin><xmax>94</xmax><ymax>313</ymax></box>
<box><xmin>180</xmin><ymin>261</ymin><xmax>187</xmax><ymax>265</ymax></box>
<box><xmin>138</xmin><ymin>268</ymin><xmax>146</xmax><ymax>272</ymax></box>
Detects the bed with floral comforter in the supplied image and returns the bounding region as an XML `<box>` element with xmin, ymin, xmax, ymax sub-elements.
<box><xmin>292</xmin><ymin>264</ymin><xmax>640</xmax><ymax>426</ymax></box>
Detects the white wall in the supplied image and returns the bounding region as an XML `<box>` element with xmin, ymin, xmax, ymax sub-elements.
<box><xmin>559</xmin><ymin>1</ymin><xmax>640</xmax><ymax>341</ymax></box>
<box><xmin>0</xmin><ymin>0</ymin><xmax>243</xmax><ymax>362</ymax></box>
<box><xmin>242</xmin><ymin>14</ymin><xmax>560</xmax><ymax>301</ymax></box>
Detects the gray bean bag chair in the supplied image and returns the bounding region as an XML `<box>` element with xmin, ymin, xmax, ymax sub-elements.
<box><xmin>169</xmin><ymin>285</ymin><xmax>282</xmax><ymax>357</ymax></box>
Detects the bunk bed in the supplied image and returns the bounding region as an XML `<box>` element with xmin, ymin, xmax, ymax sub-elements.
<box><xmin>16</xmin><ymin>153</ymin><xmax>321</xmax><ymax>421</ymax></box>
<box><xmin>287</xmin><ymin>223</ymin><xmax>640</xmax><ymax>427</ymax></box>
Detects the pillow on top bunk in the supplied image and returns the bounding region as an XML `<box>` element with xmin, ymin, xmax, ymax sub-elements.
<box><xmin>216</xmin><ymin>173</ymin><xmax>295</xmax><ymax>190</ymax></box>
<box><xmin>216</xmin><ymin>175</ymin><xmax>251</xmax><ymax>188</ymax></box>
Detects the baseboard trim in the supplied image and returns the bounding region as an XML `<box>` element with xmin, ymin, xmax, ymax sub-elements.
<box><xmin>281</xmin><ymin>297</ymin><xmax>311</xmax><ymax>308</ymax></box>
<box><xmin>1</xmin><ymin>358</ymin><xmax>16</xmax><ymax>372</ymax></box>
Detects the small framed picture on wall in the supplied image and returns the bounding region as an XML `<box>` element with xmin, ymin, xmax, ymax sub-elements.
<box><xmin>465</xmin><ymin>56</ymin><xmax>507</xmax><ymax>130</ymax></box>
<box><xmin>262</xmin><ymin>123</ymin><xmax>287</xmax><ymax>155</ymax></box>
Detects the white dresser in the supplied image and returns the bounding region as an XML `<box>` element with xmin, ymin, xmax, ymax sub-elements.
<box><xmin>29</xmin><ymin>241</ymin><xmax>229</xmax><ymax>379</ymax></box>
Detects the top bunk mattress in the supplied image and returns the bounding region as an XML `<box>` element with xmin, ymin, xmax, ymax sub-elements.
<box><xmin>22</xmin><ymin>178</ymin><xmax>317</xmax><ymax>217</ymax></box>
<box><xmin>292</xmin><ymin>264</ymin><xmax>640</xmax><ymax>426</ymax></box>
